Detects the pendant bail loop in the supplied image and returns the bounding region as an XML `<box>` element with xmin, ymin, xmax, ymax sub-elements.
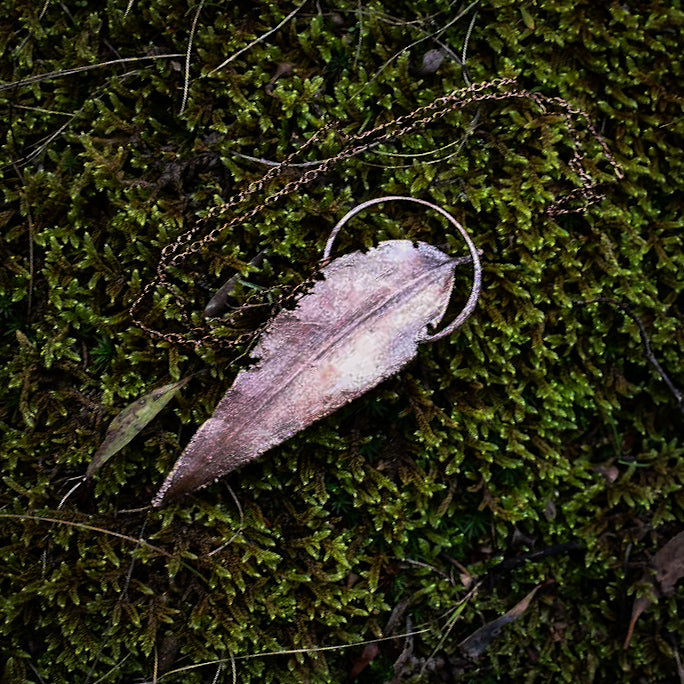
<box><xmin>324</xmin><ymin>196</ymin><xmax>482</xmax><ymax>342</ymax></box>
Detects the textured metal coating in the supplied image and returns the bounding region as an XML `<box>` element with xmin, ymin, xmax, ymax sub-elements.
<box><xmin>153</xmin><ymin>240</ymin><xmax>457</xmax><ymax>505</ymax></box>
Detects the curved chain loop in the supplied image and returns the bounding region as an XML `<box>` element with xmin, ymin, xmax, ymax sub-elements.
<box><xmin>130</xmin><ymin>78</ymin><xmax>622</xmax><ymax>348</ymax></box>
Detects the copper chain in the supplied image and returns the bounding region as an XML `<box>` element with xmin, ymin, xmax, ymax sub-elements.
<box><xmin>130</xmin><ymin>78</ymin><xmax>623</xmax><ymax>349</ymax></box>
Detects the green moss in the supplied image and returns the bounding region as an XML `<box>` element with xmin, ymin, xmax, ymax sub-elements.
<box><xmin>1</xmin><ymin>0</ymin><xmax>683</xmax><ymax>681</ymax></box>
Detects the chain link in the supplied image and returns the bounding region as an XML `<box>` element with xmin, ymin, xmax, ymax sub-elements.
<box><xmin>130</xmin><ymin>78</ymin><xmax>623</xmax><ymax>349</ymax></box>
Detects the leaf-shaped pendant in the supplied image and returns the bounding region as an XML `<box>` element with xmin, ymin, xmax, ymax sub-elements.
<box><xmin>153</xmin><ymin>197</ymin><xmax>481</xmax><ymax>506</ymax></box>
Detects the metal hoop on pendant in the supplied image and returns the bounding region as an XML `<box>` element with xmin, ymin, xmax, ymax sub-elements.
<box><xmin>323</xmin><ymin>196</ymin><xmax>482</xmax><ymax>342</ymax></box>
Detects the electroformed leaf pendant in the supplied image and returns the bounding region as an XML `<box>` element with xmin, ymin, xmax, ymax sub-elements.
<box><xmin>152</xmin><ymin>197</ymin><xmax>481</xmax><ymax>506</ymax></box>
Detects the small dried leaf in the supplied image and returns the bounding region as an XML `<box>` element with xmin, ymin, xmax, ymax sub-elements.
<box><xmin>654</xmin><ymin>530</ymin><xmax>684</xmax><ymax>595</ymax></box>
<box><xmin>87</xmin><ymin>376</ymin><xmax>192</xmax><ymax>478</ymax></box>
<box><xmin>348</xmin><ymin>642</ymin><xmax>380</xmax><ymax>680</ymax></box>
<box><xmin>154</xmin><ymin>240</ymin><xmax>469</xmax><ymax>505</ymax></box>
<box><xmin>459</xmin><ymin>584</ymin><xmax>541</xmax><ymax>660</ymax></box>
<box><xmin>204</xmin><ymin>251</ymin><xmax>266</xmax><ymax>318</ymax></box>
<box><xmin>624</xmin><ymin>530</ymin><xmax>684</xmax><ymax>648</ymax></box>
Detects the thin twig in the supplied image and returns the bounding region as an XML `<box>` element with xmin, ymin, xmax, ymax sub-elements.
<box><xmin>7</xmin><ymin>103</ymin><xmax>75</xmax><ymax>116</ymax></box>
<box><xmin>462</xmin><ymin>7</ymin><xmax>478</xmax><ymax>65</ymax></box>
<box><xmin>353</xmin><ymin>0</ymin><xmax>363</xmax><ymax>70</ymax></box>
<box><xmin>5</xmin><ymin>69</ymin><xmax>145</xmax><ymax>171</ymax></box>
<box><xmin>0</xmin><ymin>513</ymin><xmax>174</xmax><ymax>559</ymax></box>
<box><xmin>57</xmin><ymin>477</ymin><xmax>86</xmax><ymax>509</ymax></box>
<box><xmin>206</xmin><ymin>484</ymin><xmax>245</xmax><ymax>555</ymax></box>
<box><xmin>398</xmin><ymin>557</ymin><xmax>454</xmax><ymax>582</ymax></box>
<box><xmin>147</xmin><ymin>628</ymin><xmax>431</xmax><ymax>681</ymax></box>
<box><xmin>352</xmin><ymin>0</ymin><xmax>480</xmax><ymax>101</ymax></box>
<box><xmin>577</xmin><ymin>298</ymin><xmax>684</xmax><ymax>416</ymax></box>
<box><xmin>124</xmin><ymin>0</ymin><xmax>136</xmax><ymax>19</ymax></box>
<box><xmin>420</xmin><ymin>581</ymin><xmax>481</xmax><ymax>676</ymax></box>
<box><xmin>360</xmin><ymin>109</ymin><xmax>481</xmax><ymax>169</ymax></box>
<box><xmin>230</xmin><ymin>151</ymin><xmax>329</xmax><ymax>168</ymax></box>
<box><xmin>207</xmin><ymin>0</ymin><xmax>308</xmax><ymax>75</ymax></box>
<box><xmin>180</xmin><ymin>0</ymin><xmax>205</xmax><ymax>115</ymax></box>
<box><xmin>0</xmin><ymin>54</ymin><xmax>184</xmax><ymax>92</ymax></box>
<box><xmin>15</xmin><ymin>119</ymin><xmax>74</xmax><ymax>168</ymax></box>
<box><xmin>38</xmin><ymin>0</ymin><xmax>50</xmax><ymax>20</ymax></box>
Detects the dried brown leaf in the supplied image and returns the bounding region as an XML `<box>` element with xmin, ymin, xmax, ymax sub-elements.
<box><xmin>87</xmin><ymin>376</ymin><xmax>192</xmax><ymax>478</ymax></box>
<box><xmin>459</xmin><ymin>584</ymin><xmax>541</xmax><ymax>660</ymax></box>
<box><xmin>624</xmin><ymin>530</ymin><xmax>684</xmax><ymax>649</ymax></box>
<box><xmin>654</xmin><ymin>530</ymin><xmax>684</xmax><ymax>595</ymax></box>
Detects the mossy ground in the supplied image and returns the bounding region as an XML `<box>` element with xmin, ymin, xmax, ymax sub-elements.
<box><xmin>1</xmin><ymin>1</ymin><xmax>683</xmax><ymax>682</ymax></box>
